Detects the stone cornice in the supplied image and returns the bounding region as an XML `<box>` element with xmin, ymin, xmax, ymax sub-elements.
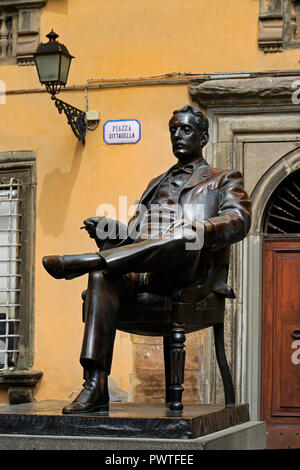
<box><xmin>189</xmin><ymin>75</ymin><xmax>300</xmax><ymax>108</ymax></box>
<box><xmin>0</xmin><ymin>1</ymin><xmax>47</xmax><ymax>7</ymax></box>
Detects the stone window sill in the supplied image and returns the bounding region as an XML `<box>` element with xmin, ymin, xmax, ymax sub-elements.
<box><xmin>0</xmin><ymin>369</ymin><xmax>43</xmax><ymax>404</ymax></box>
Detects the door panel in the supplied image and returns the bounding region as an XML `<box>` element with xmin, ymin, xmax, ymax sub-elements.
<box><xmin>262</xmin><ymin>238</ymin><xmax>300</xmax><ymax>448</ymax></box>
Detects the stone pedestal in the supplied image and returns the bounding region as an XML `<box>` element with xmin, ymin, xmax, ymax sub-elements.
<box><xmin>0</xmin><ymin>400</ymin><xmax>250</xmax><ymax>440</ymax></box>
<box><xmin>0</xmin><ymin>400</ymin><xmax>267</xmax><ymax>450</ymax></box>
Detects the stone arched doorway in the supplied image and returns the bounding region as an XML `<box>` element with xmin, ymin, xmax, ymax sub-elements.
<box><xmin>238</xmin><ymin>148</ymin><xmax>300</xmax><ymax>426</ymax></box>
<box><xmin>258</xmin><ymin>166</ymin><xmax>300</xmax><ymax>449</ymax></box>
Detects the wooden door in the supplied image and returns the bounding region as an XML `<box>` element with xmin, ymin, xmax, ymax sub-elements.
<box><xmin>262</xmin><ymin>238</ymin><xmax>300</xmax><ymax>449</ymax></box>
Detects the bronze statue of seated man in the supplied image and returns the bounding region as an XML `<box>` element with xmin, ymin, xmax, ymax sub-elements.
<box><xmin>42</xmin><ymin>105</ymin><xmax>252</xmax><ymax>414</ymax></box>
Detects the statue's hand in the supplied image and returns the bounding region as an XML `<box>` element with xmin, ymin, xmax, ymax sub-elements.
<box><xmin>82</xmin><ymin>217</ymin><xmax>124</xmax><ymax>249</ymax></box>
<box><xmin>82</xmin><ymin>217</ymin><xmax>105</xmax><ymax>239</ymax></box>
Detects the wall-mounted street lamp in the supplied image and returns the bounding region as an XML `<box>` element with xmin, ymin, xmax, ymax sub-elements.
<box><xmin>34</xmin><ymin>30</ymin><xmax>91</xmax><ymax>144</ymax></box>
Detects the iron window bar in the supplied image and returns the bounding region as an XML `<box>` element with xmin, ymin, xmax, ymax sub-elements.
<box><xmin>265</xmin><ymin>169</ymin><xmax>300</xmax><ymax>235</ymax></box>
<box><xmin>0</xmin><ymin>178</ymin><xmax>22</xmax><ymax>370</ymax></box>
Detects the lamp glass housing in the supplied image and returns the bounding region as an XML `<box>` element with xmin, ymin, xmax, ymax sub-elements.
<box><xmin>60</xmin><ymin>54</ymin><xmax>72</xmax><ymax>84</ymax></box>
<box><xmin>35</xmin><ymin>52</ymin><xmax>72</xmax><ymax>86</ymax></box>
<box><xmin>35</xmin><ymin>54</ymin><xmax>61</xmax><ymax>83</ymax></box>
<box><xmin>34</xmin><ymin>30</ymin><xmax>74</xmax><ymax>94</ymax></box>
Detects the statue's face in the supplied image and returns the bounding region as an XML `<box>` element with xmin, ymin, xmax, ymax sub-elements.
<box><xmin>169</xmin><ymin>112</ymin><xmax>205</xmax><ymax>161</ymax></box>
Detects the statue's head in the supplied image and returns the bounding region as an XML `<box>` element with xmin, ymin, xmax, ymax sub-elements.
<box><xmin>169</xmin><ymin>105</ymin><xmax>209</xmax><ymax>161</ymax></box>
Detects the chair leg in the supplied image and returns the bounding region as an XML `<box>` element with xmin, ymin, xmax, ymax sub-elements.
<box><xmin>82</xmin><ymin>293</ymin><xmax>87</xmax><ymax>382</ymax></box>
<box><xmin>168</xmin><ymin>323</ymin><xmax>186</xmax><ymax>411</ymax></box>
<box><xmin>213</xmin><ymin>323</ymin><xmax>235</xmax><ymax>406</ymax></box>
<box><xmin>163</xmin><ymin>336</ymin><xmax>172</xmax><ymax>404</ymax></box>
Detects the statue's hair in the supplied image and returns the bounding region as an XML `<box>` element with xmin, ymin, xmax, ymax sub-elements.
<box><xmin>172</xmin><ymin>105</ymin><xmax>209</xmax><ymax>133</ymax></box>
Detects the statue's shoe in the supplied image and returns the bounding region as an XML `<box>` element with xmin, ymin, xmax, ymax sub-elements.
<box><xmin>42</xmin><ymin>254</ymin><xmax>104</xmax><ymax>280</ymax></box>
<box><xmin>62</xmin><ymin>377</ymin><xmax>109</xmax><ymax>414</ymax></box>
<box><xmin>42</xmin><ymin>255</ymin><xmax>66</xmax><ymax>279</ymax></box>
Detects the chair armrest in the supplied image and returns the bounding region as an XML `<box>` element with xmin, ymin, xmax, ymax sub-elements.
<box><xmin>172</xmin><ymin>280</ymin><xmax>235</xmax><ymax>303</ymax></box>
<box><xmin>171</xmin><ymin>287</ymin><xmax>199</xmax><ymax>303</ymax></box>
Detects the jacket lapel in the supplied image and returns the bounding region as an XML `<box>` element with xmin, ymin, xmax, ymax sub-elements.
<box><xmin>183</xmin><ymin>161</ymin><xmax>211</xmax><ymax>190</ymax></box>
<box><xmin>127</xmin><ymin>160</ymin><xmax>211</xmax><ymax>239</ymax></box>
<box><xmin>122</xmin><ymin>165</ymin><xmax>177</xmax><ymax>244</ymax></box>
<box><xmin>140</xmin><ymin>160</ymin><xmax>211</xmax><ymax>204</ymax></box>
<box><xmin>139</xmin><ymin>164</ymin><xmax>177</xmax><ymax>204</ymax></box>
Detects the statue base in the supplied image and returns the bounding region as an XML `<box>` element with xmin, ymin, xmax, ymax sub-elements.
<box><xmin>0</xmin><ymin>400</ymin><xmax>250</xmax><ymax>440</ymax></box>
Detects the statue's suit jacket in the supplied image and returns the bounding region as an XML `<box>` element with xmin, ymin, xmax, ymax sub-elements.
<box><xmin>99</xmin><ymin>158</ymin><xmax>252</xmax><ymax>301</ymax></box>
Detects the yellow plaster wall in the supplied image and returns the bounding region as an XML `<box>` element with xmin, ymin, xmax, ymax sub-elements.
<box><xmin>0</xmin><ymin>0</ymin><xmax>298</xmax><ymax>404</ymax></box>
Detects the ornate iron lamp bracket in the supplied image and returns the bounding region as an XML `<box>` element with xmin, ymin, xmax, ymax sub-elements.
<box><xmin>51</xmin><ymin>95</ymin><xmax>87</xmax><ymax>144</ymax></box>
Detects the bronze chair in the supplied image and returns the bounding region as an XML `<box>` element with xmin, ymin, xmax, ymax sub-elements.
<box><xmin>81</xmin><ymin>262</ymin><xmax>236</xmax><ymax>411</ymax></box>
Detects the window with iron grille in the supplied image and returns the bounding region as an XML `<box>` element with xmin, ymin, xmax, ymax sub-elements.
<box><xmin>0</xmin><ymin>153</ymin><xmax>42</xmax><ymax>404</ymax></box>
<box><xmin>0</xmin><ymin>179</ymin><xmax>21</xmax><ymax>370</ymax></box>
